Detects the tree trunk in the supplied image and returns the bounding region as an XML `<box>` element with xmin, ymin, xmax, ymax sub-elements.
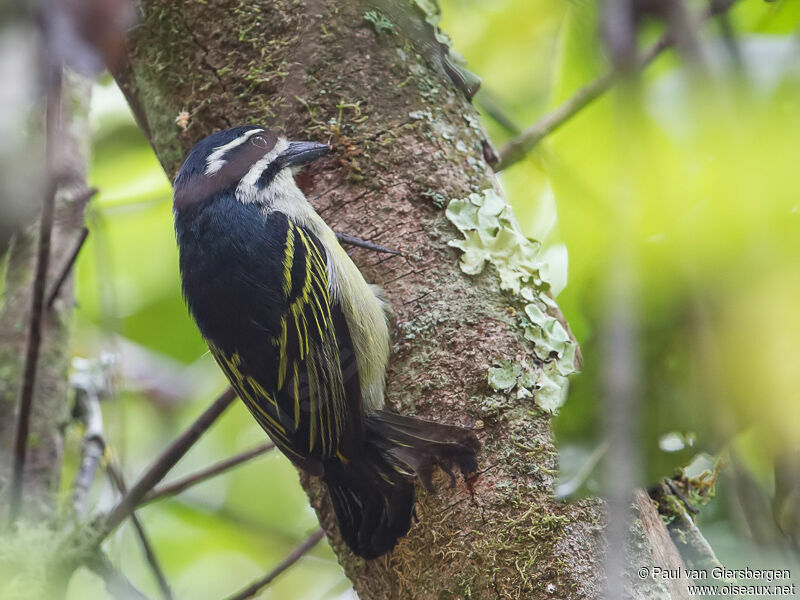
<box><xmin>113</xmin><ymin>1</ymin><xmax>684</xmax><ymax>597</ymax></box>
<box><xmin>0</xmin><ymin>73</ymin><xmax>92</xmax><ymax>521</ymax></box>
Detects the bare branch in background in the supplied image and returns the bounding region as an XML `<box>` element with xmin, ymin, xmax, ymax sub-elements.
<box><xmin>223</xmin><ymin>529</ymin><xmax>325</xmax><ymax>600</ymax></box>
<box><xmin>141</xmin><ymin>442</ymin><xmax>275</xmax><ymax>506</ymax></box>
<box><xmin>96</xmin><ymin>387</ymin><xmax>236</xmax><ymax>540</ymax></box>
<box><xmin>72</xmin><ymin>388</ymin><xmax>106</xmax><ymax>518</ymax></box>
<box><xmin>86</xmin><ymin>552</ymin><xmax>152</xmax><ymax>600</ymax></box>
<box><xmin>603</xmin><ymin>0</ymin><xmax>637</xmax><ymax>72</ymax></box>
<box><xmin>46</xmin><ymin>205</ymin><xmax>93</xmax><ymax>308</ymax></box>
<box><xmin>9</xmin><ymin>68</ymin><xmax>63</xmax><ymax>524</ymax></box>
<box><xmin>602</xmin><ymin>254</ymin><xmax>640</xmax><ymax>600</ymax></box>
<box><xmin>107</xmin><ymin>463</ymin><xmax>174</xmax><ymax>600</ymax></box>
<box><xmin>474</xmin><ymin>89</ymin><xmax>522</xmax><ymax>136</ymax></box>
<box><xmin>495</xmin><ymin>0</ymin><xmax>738</xmax><ymax>171</ymax></box>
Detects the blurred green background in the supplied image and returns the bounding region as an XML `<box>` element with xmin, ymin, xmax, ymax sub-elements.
<box><xmin>63</xmin><ymin>0</ymin><xmax>800</xmax><ymax>597</ymax></box>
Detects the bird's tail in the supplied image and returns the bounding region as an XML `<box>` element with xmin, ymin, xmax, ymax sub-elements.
<box><xmin>322</xmin><ymin>410</ymin><xmax>479</xmax><ymax>559</ymax></box>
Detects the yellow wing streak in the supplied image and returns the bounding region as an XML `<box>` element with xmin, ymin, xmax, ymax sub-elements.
<box><xmin>306</xmin><ymin>353</ymin><xmax>318</xmax><ymax>453</ymax></box>
<box><xmin>282</xmin><ymin>224</ymin><xmax>295</xmax><ymax>298</ymax></box>
<box><xmin>209</xmin><ymin>345</ymin><xmax>288</xmax><ymax>440</ymax></box>
<box><xmin>296</xmin><ymin>229</ymin><xmax>349</xmax><ymax>449</ymax></box>
<box><xmin>292</xmin><ymin>361</ymin><xmax>300</xmax><ymax>430</ymax></box>
<box><xmin>278</xmin><ymin>316</ymin><xmax>288</xmax><ymax>388</ymax></box>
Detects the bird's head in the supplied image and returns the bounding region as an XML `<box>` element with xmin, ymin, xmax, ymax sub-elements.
<box><xmin>173</xmin><ymin>125</ymin><xmax>329</xmax><ymax>210</ymax></box>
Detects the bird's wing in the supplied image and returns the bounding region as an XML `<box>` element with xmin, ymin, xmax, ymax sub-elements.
<box><xmin>209</xmin><ymin>216</ymin><xmax>363</xmax><ymax>467</ymax></box>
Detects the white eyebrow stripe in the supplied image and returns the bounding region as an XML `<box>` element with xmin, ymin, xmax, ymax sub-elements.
<box><xmin>205</xmin><ymin>128</ymin><xmax>264</xmax><ymax>175</ymax></box>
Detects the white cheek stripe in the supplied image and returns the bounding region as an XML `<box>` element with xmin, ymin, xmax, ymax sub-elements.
<box><xmin>204</xmin><ymin>128</ymin><xmax>264</xmax><ymax>175</ymax></box>
<box><xmin>235</xmin><ymin>137</ymin><xmax>289</xmax><ymax>204</ymax></box>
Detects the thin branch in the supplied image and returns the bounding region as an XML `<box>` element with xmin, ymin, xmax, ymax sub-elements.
<box><xmin>223</xmin><ymin>529</ymin><xmax>325</xmax><ymax>600</ymax></box>
<box><xmin>86</xmin><ymin>552</ymin><xmax>152</xmax><ymax>600</ymax></box>
<box><xmin>46</xmin><ymin>218</ymin><xmax>92</xmax><ymax>308</ymax></box>
<box><xmin>72</xmin><ymin>390</ymin><xmax>106</xmax><ymax>517</ymax></box>
<box><xmin>141</xmin><ymin>442</ymin><xmax>275</xmax><ymax>506</ymax></box>
<box><xmin>495</xmin><ymin>0</ymin><xmax>738</xmax><ymax>171</ymax></box>
<box><xmin>336</xmin><ymin>232</ymin><xmax>400</xmax><ymax>255</ymax></box>
<box><xmin>9</xmin><ymin>68</ymin><xmax>63</xmax><ymax>523</ymax></box>
<box><xmin>107</xmin><ymin>463</ymin><xmax>174</xmax><ymax>600</ymax></box>
<box><xmin>96</xmin><ymin>387</ymin><xmax>236</xmax><ymax>541</ymax></box>
<box><xmin>474</xmin><ymin>90</ymin><xmax>521</xmax><ymax>135</ymax></box>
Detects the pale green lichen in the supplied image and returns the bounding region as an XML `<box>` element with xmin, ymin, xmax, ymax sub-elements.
<box><xmin>487</xmin><ymin>360</ymin><xmax>521</xmax><ymax>392</ymax></box>
<box><xmin>446</xmin><ymin>189</ymin><xmax>578</xmax><ymax>411</ymax></box>
<box><xmin>363</xmin><ymin>10</ymin><xmax>396</xmax><ymax>35</ymax></box>
<box><xmin>487</xmin><ymin>359</ymin><xmax>568</xmax><ymax>412</ymax></box>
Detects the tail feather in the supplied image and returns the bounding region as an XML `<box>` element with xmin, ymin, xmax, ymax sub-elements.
<box><xmin>324</xmin><ymin>453</ymin><xmax>414</xmax><ymax>559</ymax></box>
<box><xmin>323</xmin><ymin>410</ymin><xmax>479</xmax><ymax>559</ymax></box>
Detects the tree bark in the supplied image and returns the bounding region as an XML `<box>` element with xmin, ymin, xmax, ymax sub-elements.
<box><xmin>113</xmin><ymin>1</ymin><xmax>683</xmax><ymax>597</ymax></box>
<box><xmin>0</xmin><ymin>73</ymin><xmax>92</xmax><ymax>521</ymax></box>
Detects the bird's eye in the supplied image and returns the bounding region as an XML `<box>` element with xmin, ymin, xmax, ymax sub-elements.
<box><xmin>251</xmin><ymin>134</ymin><xmax>270</xmax><ymax>149</ymax></box>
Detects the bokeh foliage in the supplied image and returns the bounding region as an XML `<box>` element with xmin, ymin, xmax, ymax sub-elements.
<box><xmin>59</xmin><ymin>0</ymin><xmax>799</xmax><ymax>597</ymax></box>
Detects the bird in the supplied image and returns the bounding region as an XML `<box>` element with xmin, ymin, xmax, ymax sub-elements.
<box><xmin>172</xmin><ymin>125</ymin><xmax>480</xmax><ymax>559</ymax></box>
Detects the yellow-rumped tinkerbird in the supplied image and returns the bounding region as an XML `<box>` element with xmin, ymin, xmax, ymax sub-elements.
<box><xmin>173</xmin><ymin>126</ymin><xmax>479</xmax><ymax>558</ymax></box>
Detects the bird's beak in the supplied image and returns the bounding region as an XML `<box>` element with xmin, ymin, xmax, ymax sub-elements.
<box><xmin>276</xmin><ymin>141</ymin><xmax>330</xmax><ymax>168</ymax></box>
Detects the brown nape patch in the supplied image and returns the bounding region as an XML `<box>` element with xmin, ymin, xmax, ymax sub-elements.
<box><xmin>174</xmin><ymin>166</ymin><xmax>244</xmax><ymax>209</ymax></box>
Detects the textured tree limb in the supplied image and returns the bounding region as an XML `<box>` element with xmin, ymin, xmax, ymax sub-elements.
<box><xmin>141</xmin><ymin>441</ymin><xmax>275</xmax><ymax>506</ymax></box>
<box><xmin>634</xmin><ymin>491</ymin><xmax>691</xmax><ymax>600</ymax></box>
<box><xmin>8</xmin><ymin>69</ymin><xmax>63</xmax><ymax>523</ymax></box>
<box><xmin>650</xmin><ymin>481</ymin><xmax>725</xmax><ymax>572</ymax></box>
<box><xmin>97</xmin><ymin>387</ymin><xmax>236</xmax><ymax>540</ymax></box>
<box><xmin>495</xmin><ymin>0</ymin><xmax>738</xmax><ymax>171</ymax></box>
<box><xmin>107</xmin><ymin>463</ymin><xmax>174</xmax><ymax>600</ymax></box>
<box><xmin>223</xmin><ymin>529</ymin><xmax>325</xmax><ymax>600</ymax></box>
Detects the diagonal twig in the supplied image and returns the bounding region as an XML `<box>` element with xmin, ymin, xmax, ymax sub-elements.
<box><xmin>9</xmin><ymin>68</ymin><xmax>63</xmax><ymax>523</ymax></box>
<box><xmin>141</xmin><ymin>442</ymin><xmax>275</xmax><ymax>506</ymax></box>
<box><xmin>46</xmin><ymin>218</ymin><xmax>92</xmax><ymax>308</ymax></box>
<box><xmin>223</xmin><ymin>529</ymin><xmax>325</xmax><ymax>600</ymax></box>
<box><xmin>87</xmin><ymin>551</ymin><xmax>152</xmax><ymax>600</ymax></box>
<box><xmin>107</xmin><ymin>462</ymin><xmax>174</xmax><ymax>600</ymax></box>
<box><xmin>96</xmin><ymin>387</ymin><xmax>236</xmax><ymax>541</ymax></box>
<box><xmin>495</xmin><ymin>0</ymin><xmax>738</xmax><ymax>171</ymax></box>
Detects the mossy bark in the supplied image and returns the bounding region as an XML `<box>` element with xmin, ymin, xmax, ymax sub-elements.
<box><xmin>113</xmin><ymin>1</ymin><xmax>683</xmax><ymax>597</ymax></box>
<box><xmin>0</xmin><ymin>74</ymin><xmax>91</xmax><ymax>521</ymax></box>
